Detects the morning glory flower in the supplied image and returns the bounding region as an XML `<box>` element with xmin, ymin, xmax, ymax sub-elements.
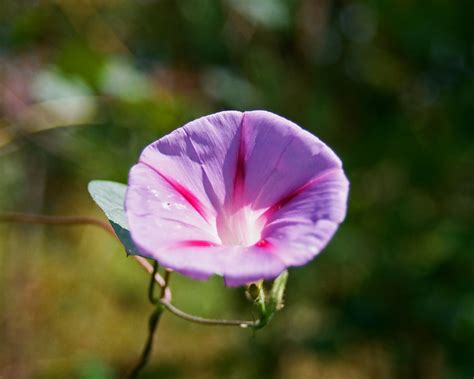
<box><xmin>125</xmin><ymin>111</ymin><xmax>349</xmax><ymax>286</ymax></box>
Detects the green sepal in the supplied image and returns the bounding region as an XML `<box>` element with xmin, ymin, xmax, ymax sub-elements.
<box><xmin>253</xmin><ymin>270</ymin><xmax>288</xmax><ymax>329</ymax></box>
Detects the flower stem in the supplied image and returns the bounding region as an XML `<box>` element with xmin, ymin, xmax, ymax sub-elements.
<box><xmin>159</xmin><ymin>299</ymin><xmax>260</xmax><ymax>328</ymax></box>
<box><xmin>148</xmin><ymin>261</ymin><xmax>160</xmax><ymax>304</ymax></box>
<box><xmin>128</xmin><ymin>305</ymin><xmax>163</xmax><ymax>379</ymax></box>
<box><xmin>129</xmin><ymin>262</ymin><xmax>170</xmax><ymax>378</ymax></box>
<box><xmin>0</xmin><ymin>212</ymin><xmax>116</xmax><ymax>236</ymax></box>
<box><xmin>131</xmin><ymin>256</ymin><xmax>167</xmax><ymax>289</ymax></box>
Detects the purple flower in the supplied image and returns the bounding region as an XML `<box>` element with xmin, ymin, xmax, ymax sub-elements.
<box><xmin>125</xmin><ymin>111</ymin><xmax>349</xmax><ymax>286</ymax></box>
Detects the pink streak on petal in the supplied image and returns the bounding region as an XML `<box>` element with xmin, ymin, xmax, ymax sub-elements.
<box><xmin>255</xmin><ymin>239</ymin><xmax>272</xmax><ymax>250</ymax></box>
<box><xmin>232</xmin><ymin>113</ymin><xmax>247</xmax><ymax>208</ymax></box>
<box><xmin>259</xmin><ymin>168</ymin><xmax>341</xmax><ymax>222</ymax></box>
<box><xmin>175</xmin><ymin>240</ymin><xmax>217</xmax><ymax>248</ymax></box>
<box><xmin>138</xmin><ymin>160</ymin><xmax>210</xmax><ymax>223</ymax></box>
<box><xmin>261</xmin><ymin>170</ymin><xmax>349</xmax><ymax>267</ymax></box>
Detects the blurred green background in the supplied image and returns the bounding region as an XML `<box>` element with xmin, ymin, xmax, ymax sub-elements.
<box><xmin>0</xmin><ymin>0</ymin><xmax>473</xmax><ymax>378</ymax></box>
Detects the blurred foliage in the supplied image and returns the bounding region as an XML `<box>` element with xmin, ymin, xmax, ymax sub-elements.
<box><xmin>0</xmin><ymin>0</ymin><xmax>473</xmax><ymax>378</ymax></box>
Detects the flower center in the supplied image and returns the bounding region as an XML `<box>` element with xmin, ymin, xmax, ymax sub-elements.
<box><xmin>216</xmin><ymin>207</ymin><xmax>265</xmax><ymax>247</ymax></box>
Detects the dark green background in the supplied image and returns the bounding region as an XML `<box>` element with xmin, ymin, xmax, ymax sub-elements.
<box><xmin>1</xmin><ymin>0</ymin><xmax>473</xmax><ymax>378</ymax></box>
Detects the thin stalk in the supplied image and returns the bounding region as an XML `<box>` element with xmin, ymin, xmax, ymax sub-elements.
<box><xmin>128</xmin><ymin>306</ymin><xmax>163</xmax><ymax>379</ymax></box>
<box><xmin>129</xmin><ymin>265</ymin><xmax>172</xmax><ymax>378</ymax></box>
<box><xmin>159</xmin><ymin>299</ymin><xmax>260</xmax><ymax>329</ymax></box>
<box><xmin>148</xmin><ymin>261</ymin><xmax>160</xmax><ymax>304</ymax></box>
<box><xmin>0</xmin><ymin>212</ymin><xmax>168</xmax><ymax>288</ymax></box>
<box><xmin>0</xmin><ymin>212</ymin><xmax>115</xmax><ymax>236</ymax></box>
<box><xmin>160</xmin><ymin>270</ymin><xmax>171</xmax><ymax>298</ymax></box>
<box><xmin>129</xmin><ymin>256</ymin><xmax>167</xmax><ymax>289</ymax></box>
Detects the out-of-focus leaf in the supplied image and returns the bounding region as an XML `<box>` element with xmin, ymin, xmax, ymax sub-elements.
<box><xmin>88</xmin><ymin>180</ymin><xmax>138</xmax><ymax>255</ymax></box>
<box><xmin>100</xmin><ymin>58</ymin><xmax>152</xmax><ymax>101</ymax></box>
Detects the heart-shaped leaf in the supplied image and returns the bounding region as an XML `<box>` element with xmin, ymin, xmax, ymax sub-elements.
<box><xmin>88</xmin><ymin>180</ymin><xmax>139</xmax><ymax>255</ymax></box>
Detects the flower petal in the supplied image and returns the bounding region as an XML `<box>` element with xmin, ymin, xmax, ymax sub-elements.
<box><xmin>138</xmin><ymin>111</ymin><xmax>244</xmax><ymax>222</ymax></box>
<box><xmin>262</xmin><ymin>169</ymin><xmax>349</xmax><ymax>266</ymax></box>
<box><xmin>126</xmin><ymin>163</ymin><xmax>220</xmax><ymax>250</ymax></box>
<box><xmin>240</xmin><ymin>111</ymin><xmax>343</xmax><ymax>210</ymax></box>
<box><xmin>130</xmin><ymin>243</ymin><xmax>286</xmax><ymax>287</ymax></box>
<box><xmin>221</xmin><ymin>246</ymin><xmax>287</xmax><ymax>286</ymax></box>
<box><xmin>126</xmin><ymin>162</ymin><xmax>287</xmax><ymax>285</ymax></box>
<box><xmin>125</xmin><ymin>110</ymin><xmax>349</xmax><ymax>286</ymax></box>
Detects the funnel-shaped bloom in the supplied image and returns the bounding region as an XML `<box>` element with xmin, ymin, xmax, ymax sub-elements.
<box><xmin>125</xmin><ymin>111</ymin><xmax>349</xmax><ymax>286</ymax></box>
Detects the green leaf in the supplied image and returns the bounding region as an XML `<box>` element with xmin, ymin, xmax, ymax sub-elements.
<box><xmin>88</xmin><ymin>180</ymin><xmax>139</xmax><ymax>255</ymax></box>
